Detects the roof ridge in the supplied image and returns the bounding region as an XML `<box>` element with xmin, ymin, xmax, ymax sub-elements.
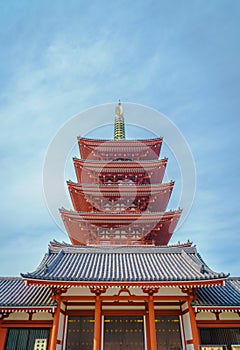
<box><xmin>48</xmin><ymin>244</ymin><xmax>196</xmax><ymax>255</ymax></box>
<box><xmin>181</xmin><ymin>249</ymin><xmax>227</xmax><ymax>279</ymax></box>
<box><xmin>78</xmin><ymin>136</ymin><xmax>163</xmax><ymax>142</ymax></box>
<box><xmin>73</xmin><ymin>157</ymin><xmax>167</xmax><ymax>163</ymax></box>
<box><xmin>180</xmin><ymin>249</ymin><xmax>204</xmax><ymax>275</ymax></box>
<box><xmin>0</xmin><ymin>276</ymin><xmax>22</xmax><ymax>280</ymax></box>
<box><xmin>59</xmin><ymin>208</ymin><xmax>182</xmax><ymax>215</ymax></box>
<box><xmin>67</xmin><ymin>181</ymin><xmax>174</xmax><ymax>187</ymax></box>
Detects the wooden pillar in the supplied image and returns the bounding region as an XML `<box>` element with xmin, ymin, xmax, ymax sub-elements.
<box><xmin>0</xmin><ymin>327</ymin><xmax>7</xmax><ymax>350</ymax></box>
<box><xmin>143</xmin><ymin>288</ymin><xmax>158</xmax><ymax>350</ymax></box>
<box><xmin>48</xmin><ymin>287</ymin><xmax>67</xmax><ymax>350</ymax></box>
<box><xmin>90</xmin><ymin>288</ymin><xmax>106</xmax><ymax>350</ymax></box>
<box><xmin>49</xmin><ymin>296</ymin><xmax>61</xmax><ymax>350</ymax></box>
<box><xmin>188</xmin><ymin>298</ymin><xmax>200</xmax><ymax>350</ymax></box>
<box><xmin>181</xmin><ymin>288</ymin><xmax>200</xmax><ymax>350</ymax></box>
<box><xmin>93</xmin><ymin>295</ymin><xmax>101</xmax><ymax>350</ymax></box>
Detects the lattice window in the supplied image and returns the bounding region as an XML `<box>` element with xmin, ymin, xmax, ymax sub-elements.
<box><xmin>4</xmin><ymin>328</ymin><xmax>49</xmax><ymax>350</ymax></box>
<box><xmin>200</xmin><ymin>328</ymin><xmax>240</xmax><ymax>350</ymax></box>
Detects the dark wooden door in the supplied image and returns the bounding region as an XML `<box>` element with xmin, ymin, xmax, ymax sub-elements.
<box><xmin>104</xmin><ymin>316</ymin><xmax>145</xmax><ymax>350</ymax></box>
<box><xmin>155</xmin><ymin>316</ymin><xmax>182</xmax><ymax>350</ymax></box>
<box><xmin>65</xmin><ymin>316</ymin><xmax>94</xmax><ymax>350</ymax></box>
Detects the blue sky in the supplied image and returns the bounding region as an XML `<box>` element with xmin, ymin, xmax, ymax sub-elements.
<box><xmin>0</xmin><ymin>0</ymin><xmax>239</xmax><ymax>276</ymax></box>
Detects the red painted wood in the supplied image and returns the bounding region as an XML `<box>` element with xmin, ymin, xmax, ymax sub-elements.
<box><xmin>0</xmin><ymin>328</ymin><xmax>7</xmax><ymax>350</ymax></box>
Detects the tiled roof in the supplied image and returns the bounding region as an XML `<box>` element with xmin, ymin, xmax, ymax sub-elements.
<box><xmin>194</xmin><ymin>278</ymin><xmax>240</xmax><ymax>307</ymax></box>
<box><xmin>21</xmin><ymin>243</ymin><xmax>228</xmax><ymax>286</ymax></box>
<box><xmin>73</xmin><ymin>157</ymin><xmax>167</xmax><ymax>167</ymax></box>
<box><xmin>77</xmin><ymin>136</ymin><xmax>163</xmax><ymax>143</ymax></box>
<box><xmin>60</xmin><ymin>209</ymin><xmax>181</xmax><ymax>246</ymax></box>
<box><xmin>77</xmin><ymin>137</ymin><xmax>163</xmax><ymax>161</ymax></box>
<box><xmin>67</xmin><ymin>181</ymin><xmax>174</xmax><ymax>194</ymax></box>
<box><xmin>1</xmin><ymin>276</ymin><xmax>239</xmax><ymax>309</ymax></box>
<box><xmin>59</xmin><ymin>208</ymin><xmax>181</xmax><ymax>222</ymax></box>
<box><xmin>0</xmin><ymin>277</ymin><xmax>55</xmax><ymax>308</ymax></box>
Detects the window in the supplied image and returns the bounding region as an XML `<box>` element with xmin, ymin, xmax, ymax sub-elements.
<box><xmin>5</xmin><ymin>329</ymin><xmax>49</xmax><ymax>350</ymax></box>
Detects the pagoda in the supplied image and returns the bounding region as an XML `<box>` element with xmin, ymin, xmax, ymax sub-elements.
<box><xmin>60</xmin><ymin>101</ymin><xmax>181</xmax><ymax>247</ymax></box>
<box><xmin>0</xmin><ymin>102</ymin><xmax>240</xmax><ymax>350</ymax></box>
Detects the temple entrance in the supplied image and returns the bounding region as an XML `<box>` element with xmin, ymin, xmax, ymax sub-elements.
<box><xmin>65</xmin><ymin>314</ymin><xmax>183</xmax><ymax>350</ymax></box>
<box><xmin>66</xmin><ymin>316</ymin><xmax>94</xmax><ymax>350</ymax></box>
<box><xmin>65</xmin><ymin>315</ymin><xmax>145</xmax><ymax>350</ymax></box>
<box><xmin>103</xmin><ymin>316</ymin><xmax>145</xmax><ymax>350</ymax></box>
<box><xmin>155</xmin><ymin>316</ymin><xmax>182</xmax><ymax>350</ymax></box>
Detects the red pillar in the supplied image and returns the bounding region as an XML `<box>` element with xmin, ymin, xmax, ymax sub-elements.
<box><xmin>49</xmin><ymin>297</ymin><xmax>61</xmax><ymax>350</ymax></box>
<box><xmin>188</xmin><ymin>298</ymin><xmax>200</xmax><ymax>350</ymax></box>
<box><xmin>93</xmin><ymin>295</ymin><xmax>101</xmax><ymax>350</ymax></box>
<box><xmin>0</xmin><ymin>327</ymin><xmax>7</xmax><ymax>350</ymax></box>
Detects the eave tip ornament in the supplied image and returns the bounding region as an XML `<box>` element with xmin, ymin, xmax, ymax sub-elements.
<box><xmin>114</xmin><ymin>99</ymin><xmax>126</xmax><ymax>140</ymax></box>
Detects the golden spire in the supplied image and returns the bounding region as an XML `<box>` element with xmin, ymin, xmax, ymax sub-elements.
<box><xmin>115</xmin><ymin>99</ymin><xmax>123</xmax><ymax>117</ymax></box>
<box><xmin>114</xmin><ymin>100</ymin><xmax>125</xmax><ymax>140</ymax></box>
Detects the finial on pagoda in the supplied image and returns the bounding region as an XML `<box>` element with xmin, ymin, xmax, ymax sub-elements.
<box><xmin>114</xmin><ymin>100</ymin><xmax>126</xmax><ymax>140</ymax></box>
<box><xmin>116</xmin><ymin>99</ymin><xmax>123</xmax><ymax>117</ymax></box>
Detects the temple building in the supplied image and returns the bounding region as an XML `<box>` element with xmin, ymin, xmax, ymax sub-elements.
<box><xmin>0</xmin><ymin>102</ymin><xmax>240</xmax><ymax>350</ymax></box>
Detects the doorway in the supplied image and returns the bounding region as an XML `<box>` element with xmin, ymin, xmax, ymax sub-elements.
<box><xmin>103</xmin><ymin>316</ymin><xmax>145</xmax><ymax>350</ymax></box>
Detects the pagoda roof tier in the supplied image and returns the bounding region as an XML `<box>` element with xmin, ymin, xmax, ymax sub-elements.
<box><xmin>67</xmin><ymin>181</ymin><xmax>174</xmax><ymax>213</ymax></box>
<box><xmin>78</xmin><ymin>137</ymin><xmax>163</xmax><ymax>161</ymax></box>
<box><xmin>73</xmin><ymin>158</ymin><xmax>167</xmax><ymax>185</ymax></box>
<box><xmin>59</xmin><ymin>209</ymin><xmax>182</xmax><ymax>246</ymax></box>
<box><xmin>21</xmin><ymin>242</ymin><xmax>228</xmax><ymax>288</ymax></box>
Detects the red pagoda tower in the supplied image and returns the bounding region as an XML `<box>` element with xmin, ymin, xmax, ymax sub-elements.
<box><xmin>60</xmin><ymin>101</ymin><xmax>181</xmax><ymax>246</ymax></box>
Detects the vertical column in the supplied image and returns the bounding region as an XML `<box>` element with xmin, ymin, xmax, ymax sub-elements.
<box><xmin>187</xmin><ymin>298</ymin><xmax>200</xmax><ymax>350</ymax></box>
<box><xmin>0</xmin><ymin>327</ymin><xmax>7</xmax><ymax>350</ymax></box>
<box><xmin>49</xmin><ymin>297</ymin><xmax>61</xmax><ymax>350</ymax></box>
<box><xmin>91</xmin><ymin>288</ymin><xmax>106</xmax><ymax>350</ymax></box>
<box><xmin>49</xmin><ymin>287</ymin><xmax>68</xmax><ymax>350</ymax></box>
<box><xmin>181</xmin><ymin>288</ymin><xmax>200</xmax><ymax>350</ymax></box>
<box><xmin>143</xmin><ymin>288</ymin><xmax>158</xmax><ymax>350</ymax></box>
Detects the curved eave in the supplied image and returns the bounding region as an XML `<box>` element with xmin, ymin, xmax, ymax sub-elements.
<box><xmin>68</xmin><ymin>182</ymin><xmax>174</xmax><ymax>212</ymax></box>
<box><xmin>23</xmin><ymin>278</ymin><xmax>227</xmax><ymax>289</ymax></box>
<box><xmin>60</xmin><ymin>209</ymin><xmax>181</xmax><ymax>221</ymax></box>
<box><xmin>73</xmin><ymin>158</ymin><xmax>167</xmax><ymax>169</ymax></box>
<box><xmin>193</xmin><ymin>306</ymin><xmax>240</xmax><ymax>313</ymax></box>
<box><xmin>73</xmin><ymin>158</ymin><xmax>167</xmax><ymax>184</ymax></box>
<box><xmin>60</xmin><ymin>209</ymin><xmax>181</xmax><ymax>245</ymax></box>
<box><xmin>77</xmin><ymin>136</ymin><xmax>163</xmax><ymax>144</ymax></box>
<box><xmin>78</xmin><ymin>137</ymin><xmax>163</xmax><ymax>160</ymax></box>
<box><xmin>0</xmin><ymin>306</ymin><xmax>55</xmax><ymax>313</ymax></box>
<box><xmin>67</xmin><ymin>181</ymin><xmax>174</xmax><ymax>193</ymax></box>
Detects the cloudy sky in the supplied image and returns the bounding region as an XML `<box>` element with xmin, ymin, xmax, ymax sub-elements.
<box><xmin>0</xmin><ymin>0</ymin><xmax>239</xmax><ymax>276</ymax></box>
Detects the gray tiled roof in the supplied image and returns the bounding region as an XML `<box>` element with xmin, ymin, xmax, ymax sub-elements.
<box><xmin>194</xmin><ymin>278</ymin><xmax>240</xmax><ymax>307</ymax></box>
<box><xmin>0</xmin><ymin>277</ymin><xmax>55</xmax><ymax>308</ymax></box>
<box><xmin>1</xmin><ymin>276</ymin><xmax>239</xmax><ymax>309</ymax></box>
<box><xmin>21</xmin><ymin>243</ymin><xmax>228</xmax><ymax>285</ymax></box>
